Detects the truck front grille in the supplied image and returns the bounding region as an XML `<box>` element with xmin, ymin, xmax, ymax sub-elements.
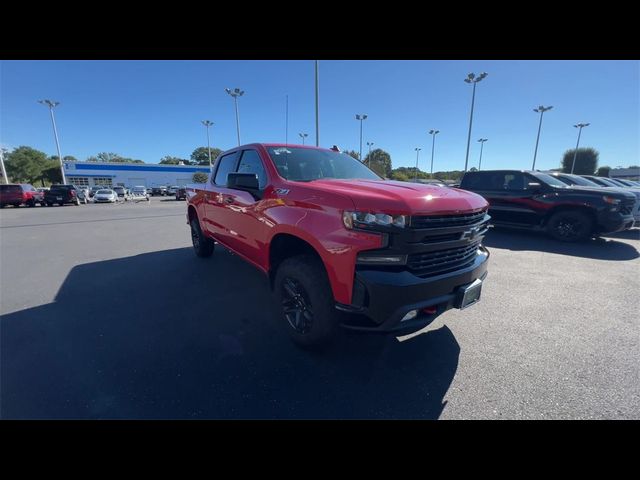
<box><xmin>407</xmin><ymin>240</ymin><xmax>482</xmax><ymax>277</ymax></box>
<box><xmin>620</xmin><ymin>199</ymin><xmax>635</xmax><ymax>215</ymax></box>
<box><xmin>410</xmin><ymin>210</ymin><xmax>488</xmax><ymax>229</ymax></box>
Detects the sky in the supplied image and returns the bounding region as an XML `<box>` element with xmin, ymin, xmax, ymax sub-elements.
<box><xmin>1</xmin><ymin>60</ymin><xmax>638</xmax><ymax>172</ymax></box>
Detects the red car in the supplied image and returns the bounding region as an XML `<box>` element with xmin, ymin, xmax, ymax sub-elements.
<box><xmin>0</xmin><ymin>184</ymin><xmax>46</xmax><ymax>208</ymax></box>
<box><xmin>187</xmin><ymin>144</ymin><xmax>490</xmax><ymax>347</ymax></box>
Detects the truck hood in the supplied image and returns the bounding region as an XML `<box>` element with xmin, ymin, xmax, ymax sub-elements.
<box><xmin>302</xmin><ymin>179</ymin><xmax>488</xmax><ymax>215</ymax></box>
<box><xmin>562</xmin><ymin>185</ymin><xmax>638</xmax><ymax>200</ymax></box>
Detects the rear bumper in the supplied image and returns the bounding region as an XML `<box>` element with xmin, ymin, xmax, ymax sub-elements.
<box><xmin>338</xmin><ymin>247</ymin><xmax>489</xmax><ymax>332</ymax></box>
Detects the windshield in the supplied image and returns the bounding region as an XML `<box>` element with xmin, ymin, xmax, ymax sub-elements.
<box><xmin>97</xmin><ymin>190</ymin><xmax>112</xmax><ymax>194</ymax></box>
<box><xmin>531</xmin><ymin>172</ymin><xmax>569</xmax><ymax>188</ymax></box>
<box><xmin>605</xmin><ymin>178</ymin><xmax>628</xmax><ymax>187</ymax></box>
<box><xmin>591</xmin><ymin>177</ymin><xmax>620</xmax><ymax>187</ymax></box>
<box><xmin>559</xmin><ymin>175</ymin><xmax>600</xmax><ymax>187</ymax></box>
<box><xmin>267</xmin><ymin>147</ymin><xmax>381</xmax><ymax>182</ymax></box>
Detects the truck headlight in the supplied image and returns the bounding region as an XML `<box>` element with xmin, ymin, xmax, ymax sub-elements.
<box><xmin>603</xmin><ymin>195</ymin><xmax>621</xmax><ymax>205</ymax></box>
<box><xmin>342</xmin><ymin>211</ymin><xmax>407</xmax><ymax>230</ymax></box>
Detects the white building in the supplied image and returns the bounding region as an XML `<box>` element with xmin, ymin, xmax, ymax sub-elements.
<box><xmin>610</xmin><ymin>167</ymin><xmax>640</xmax><ymax>181</ymax></box>
<box><xmin>63</xmin><ymin>161</ymin><xmax>211</xmax><ymax>189</ymax></box>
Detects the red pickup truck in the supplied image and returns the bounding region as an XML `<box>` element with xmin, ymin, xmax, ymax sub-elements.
<box><xmin>187</xmin><ymin>144</ymin><xmax>490</xmax><ymax>347</ymax></box>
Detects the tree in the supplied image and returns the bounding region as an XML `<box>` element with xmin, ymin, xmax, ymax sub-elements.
<box><xmin>561</xmin><ymin>148</ymin><xmax>599</xmax><ymax>175</ymax></box>
<box><xmin>4</xmin><ymin>146</ymin><xmax>51</xmax><ymax>184</ymax></box>
<box><xmin>160</xmin><ymin>156</ymin><xmax>191</xmax><ymax>165</ymax></box>
<box><xmin>86</xmin><ymin>152</ymin><xmax>144</xmax><ymax>164</ymax></box>
<box><xmin>41</xmin><ymin>164</ymin><xmax>63</xmax><ymax>185</ymax></box>
<box><xmin>343</xmin><ymin>150</ymin><xmax>361</xmax><ymax>161</ymax></box>
<box><xmin>364</xmin><ymin>149</ymin><xmax>392</xmax><ymax>178</ymax></box>
<box><xmin>63</xmin><ymin>155</ymin><xmax>77</xmax><ymax>162</ymax></box>
<box><xmin>595</xmin><ymin>166</ymin><xmax>611</xmax><ymax>177</ymax></box>
<box><xmin>191</xmin><ymin>146</ymin><xmax>223</xmax><ymax>165</ymax></box>
<box><xmin>192</xmin><ymin>172</ymin><xmax>209</xmax><ymax>183</ymax></box>
<box><xmin>390</xmin><ymin>171</ymin><xmax>409</xmax><ymax>181</ymax></box>
<box><xmin>469</xmin><ymin>167</ymin><xmax>478</xmax><ymax>172</ymax></box>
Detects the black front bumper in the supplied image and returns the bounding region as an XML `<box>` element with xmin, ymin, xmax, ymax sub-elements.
<box><xmin>596</xmin><ymin>211</ymin><xmax>635</xmax><ymax>234</ymax></box>
<box><xmin>338</xmin><ymin>247</ymin><xmax>489</xmax><ymax>333</ymax></box>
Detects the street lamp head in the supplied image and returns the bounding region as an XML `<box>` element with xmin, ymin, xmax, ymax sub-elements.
<box><xmin>429</xmin><ymin>129</ymin><xmax>440</xmax><ymax>135</ymax></box>
<box><xmin>38</xmin><ymin>99</ymin><xmax>59</xmax><ymax>108</ymax></box>
<box><xmin>574</xmin><ymin>122</ymin><xmax>590</xmax><ymax>128</ymax></box>
<box><xmin>478</xmin><ymin>138</ymin><xmax>488</xmax><ymax>143</ymax></box>
<box><xmin>356</xmin><ymin>114</ymin><xmax>368</xmax><ymax>120</ymax></box>
<box><xmin>226</xmin><ymin>88</ymin><xmax>244</xmax><ymax>98</ymax></box>
<box><xmin>467</xmin><ymin>73</ymin><xmax>475</xmax><ymax>81</ymax></box>
<box><xmin>299</xmin><ymin>132</ymin><xmax>308</xmax><ymax>138</ymax></box>
<box><xmin>415</xmin><ymin>147</ymin><xmax>421</xmax><ymax>151</ymax></box>
<box><xmin>201</xmin><ymin>120</ymin><xmax>214</xmax><ymax>127</ymax></box>
<box><xmin>478</xmin><ymin>72</ymin><xmax>488</xmax><ymax>81</ymax></box>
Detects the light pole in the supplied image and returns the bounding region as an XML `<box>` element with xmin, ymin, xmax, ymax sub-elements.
<box><xmin>225</xmin><ymin>88</ymin><xmax>244</xmax><ymax>146</ymax></box>
<box><xmin>38</xmin><ymin>99</ymin><xmax>66</xmax><ymax>184</ymax></box>
<box><xmin>532</xmin><ymin>105</ymin><xmax>553</xmax><ymax>170</ymax></box>
<box><xmin>414</xmin><ymin>147</ymin><xmax>422</xmax><ymax>181</ymax></box>
<box><xmin>428</xmin><ymin>129</ymin><xmax>439</xmax><ymax>176</ymax></box>
<box><xmin>0</xmin><ymin>146</ymin><xmax>8</xmax><ymax>184</ymax></box>
<box><xmin>355</xmin><ymin>114</ymin><xmax>368</xmax><ymax>162</ymax></box>
<box><xmin>299</xmin><ymin>133</ymin><xmax>308</xmax><ymax>145</ymax></box>
<box><xmin>315</xmin><ymin>60</ymin><xmax>320</xmax><ymax>147</ymax></box>
<box><xmin>366</xmin><ymin>141</ymin><xmax>374</xmax><ymax>166</ymax></box>
<box><xmin>201</xmin><ymin>120</ymin><xmax>214</xmax><ymax>167</ymax></box>
<box><xmin>477</xmin><ymin>138</ymin><xmax>488</xmax><ymax>170</ymax></box>
<box><xmin>463</xmin><ymin>72</ymin><xmax>488</xmax><ymax>172</ymax></box>
<box><xmin>571</xmin><ymin>123</ymin><xmax>590</xmax><ymax>174</ymax></box>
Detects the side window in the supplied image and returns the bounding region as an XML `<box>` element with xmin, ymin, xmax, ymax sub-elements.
<box><xmin>236</xmin><ymin>150</ymin><xmax>267</xmax><ymax>188</ymax></box>
<box><xmin>214</xmin><ymin>152</ymin><xmax>239</xmax><ymax>186</ymax></box>
<box><xmin>462</xmin><ymin>172</ymin><xmax>494</xmax><ymax>190</ymax></box>
<box><xmin>503</xmin><ymin>173</ymin><xmax>527</xmax><ymax>190</ymax></box>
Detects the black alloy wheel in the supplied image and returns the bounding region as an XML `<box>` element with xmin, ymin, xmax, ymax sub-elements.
<box><xmin>281</xmin><ymin>277</ymin><xmax>314</xmax><ymax>335</ymax></box>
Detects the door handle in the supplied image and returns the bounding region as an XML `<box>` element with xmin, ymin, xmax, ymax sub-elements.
<box><xmin>224</xmin><ymin>197</ymin><xmax>234</xmax><ymax>204</ymax></box>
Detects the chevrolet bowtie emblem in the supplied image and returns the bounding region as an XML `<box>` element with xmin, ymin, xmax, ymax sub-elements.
<box><xmin>461</xmin><ymin>226</ymin><xmax>480</xmax><ymax>240</ymax></box>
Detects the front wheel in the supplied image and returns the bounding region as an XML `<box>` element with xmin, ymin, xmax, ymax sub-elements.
<box><xmin>190</xmin><ymin>217</ymin><xmax>215</xmax><ymax>257</ymax></box>
<box><xmin>274</xmin><ymin>255</ymin><xmax>338</xmax><ymax>348</ymax></box>
<box><xmin>547</xmin><ymin>210</ymin><xmax>593</xmax><ymax>242</ymax></box>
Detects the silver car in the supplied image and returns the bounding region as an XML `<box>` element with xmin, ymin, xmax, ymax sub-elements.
<box><xmin>94</xmin><ymin>189</ymin><xmax>118</xmax><ymax>203</ymax></box>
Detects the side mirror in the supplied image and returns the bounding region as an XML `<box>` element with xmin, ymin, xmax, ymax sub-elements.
<box><xmin>227</xmin><ymin>173</ymin><xmax>260</xmax><ymax>191</ymax></box>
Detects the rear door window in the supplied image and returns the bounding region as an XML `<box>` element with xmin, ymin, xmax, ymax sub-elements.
<box><xmin>462</xmin><ymin>172</ymin><xmax>496</xmax><ymax>190</ymax></box>
<box><xmin>214</xmin><ymin>152</ymin><xmax>240</xmax><ymax>186</ymax></box>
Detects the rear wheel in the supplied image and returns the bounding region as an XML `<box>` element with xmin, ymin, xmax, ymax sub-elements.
<box><xmin>547</xmin><ymin>210</ymin><xmax>593</xmax><ymax>242</ymax></box>
<box><xmin>190</xmin><ymin>217</ymin><xmax>214</xmax><ymax>257</ymax></box>
<box><xmin>274</xmin><ymin>255</ymin><xmax>338</xmax><ymax>348</ymax></box>
<box><xmin>27</xmin><ymin>199</ymin><xmax>36</xmax><ymax>207</ymax></box>
<box><xmin>59</xmin><ymin>202</ymin><xmax>64</xmax><ymax>206</ymax></box>
<box><xmin>13</xmin><ymin>203</ymin><xmax>21</xmax><ymax>208</ymax></box>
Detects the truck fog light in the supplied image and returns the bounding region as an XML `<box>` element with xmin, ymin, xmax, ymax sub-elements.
<box><xmin>401</xmin><ymin>310</ymin><xmax>418</xmax><ymax>322</ymax></box>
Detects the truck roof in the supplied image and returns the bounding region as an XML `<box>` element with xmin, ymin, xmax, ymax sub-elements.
<box><xmin>231</xmin><ymin>143</ymin><xmax>335</xmax><ymax>152</ymax></box>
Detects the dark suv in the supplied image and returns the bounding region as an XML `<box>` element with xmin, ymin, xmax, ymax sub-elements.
<box><xmin>44</xmin><ymin>184</ymin><xmax>82</xmax><ymax>206</ymax></box>
<box><xmin>460</xmin><ymin>170</ymin><xmax>635</xmax><ymax>241</ymax></box>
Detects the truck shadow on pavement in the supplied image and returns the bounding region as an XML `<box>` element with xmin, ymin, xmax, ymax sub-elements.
<box><xmin>1</xmin><ymin>247</ymin><xmax>459</xmax><ymax>419</ymax></box>
<box><xmin>483</xmin><ymin>227</ymin><xmax>639</xmax><ymax>261</ymax></box>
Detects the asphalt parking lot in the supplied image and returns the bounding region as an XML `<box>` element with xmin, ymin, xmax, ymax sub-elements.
<box><xmin>1</xmin><ymin>199</ymin><xmax>639</xmax><ymax>419</ymax></box>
